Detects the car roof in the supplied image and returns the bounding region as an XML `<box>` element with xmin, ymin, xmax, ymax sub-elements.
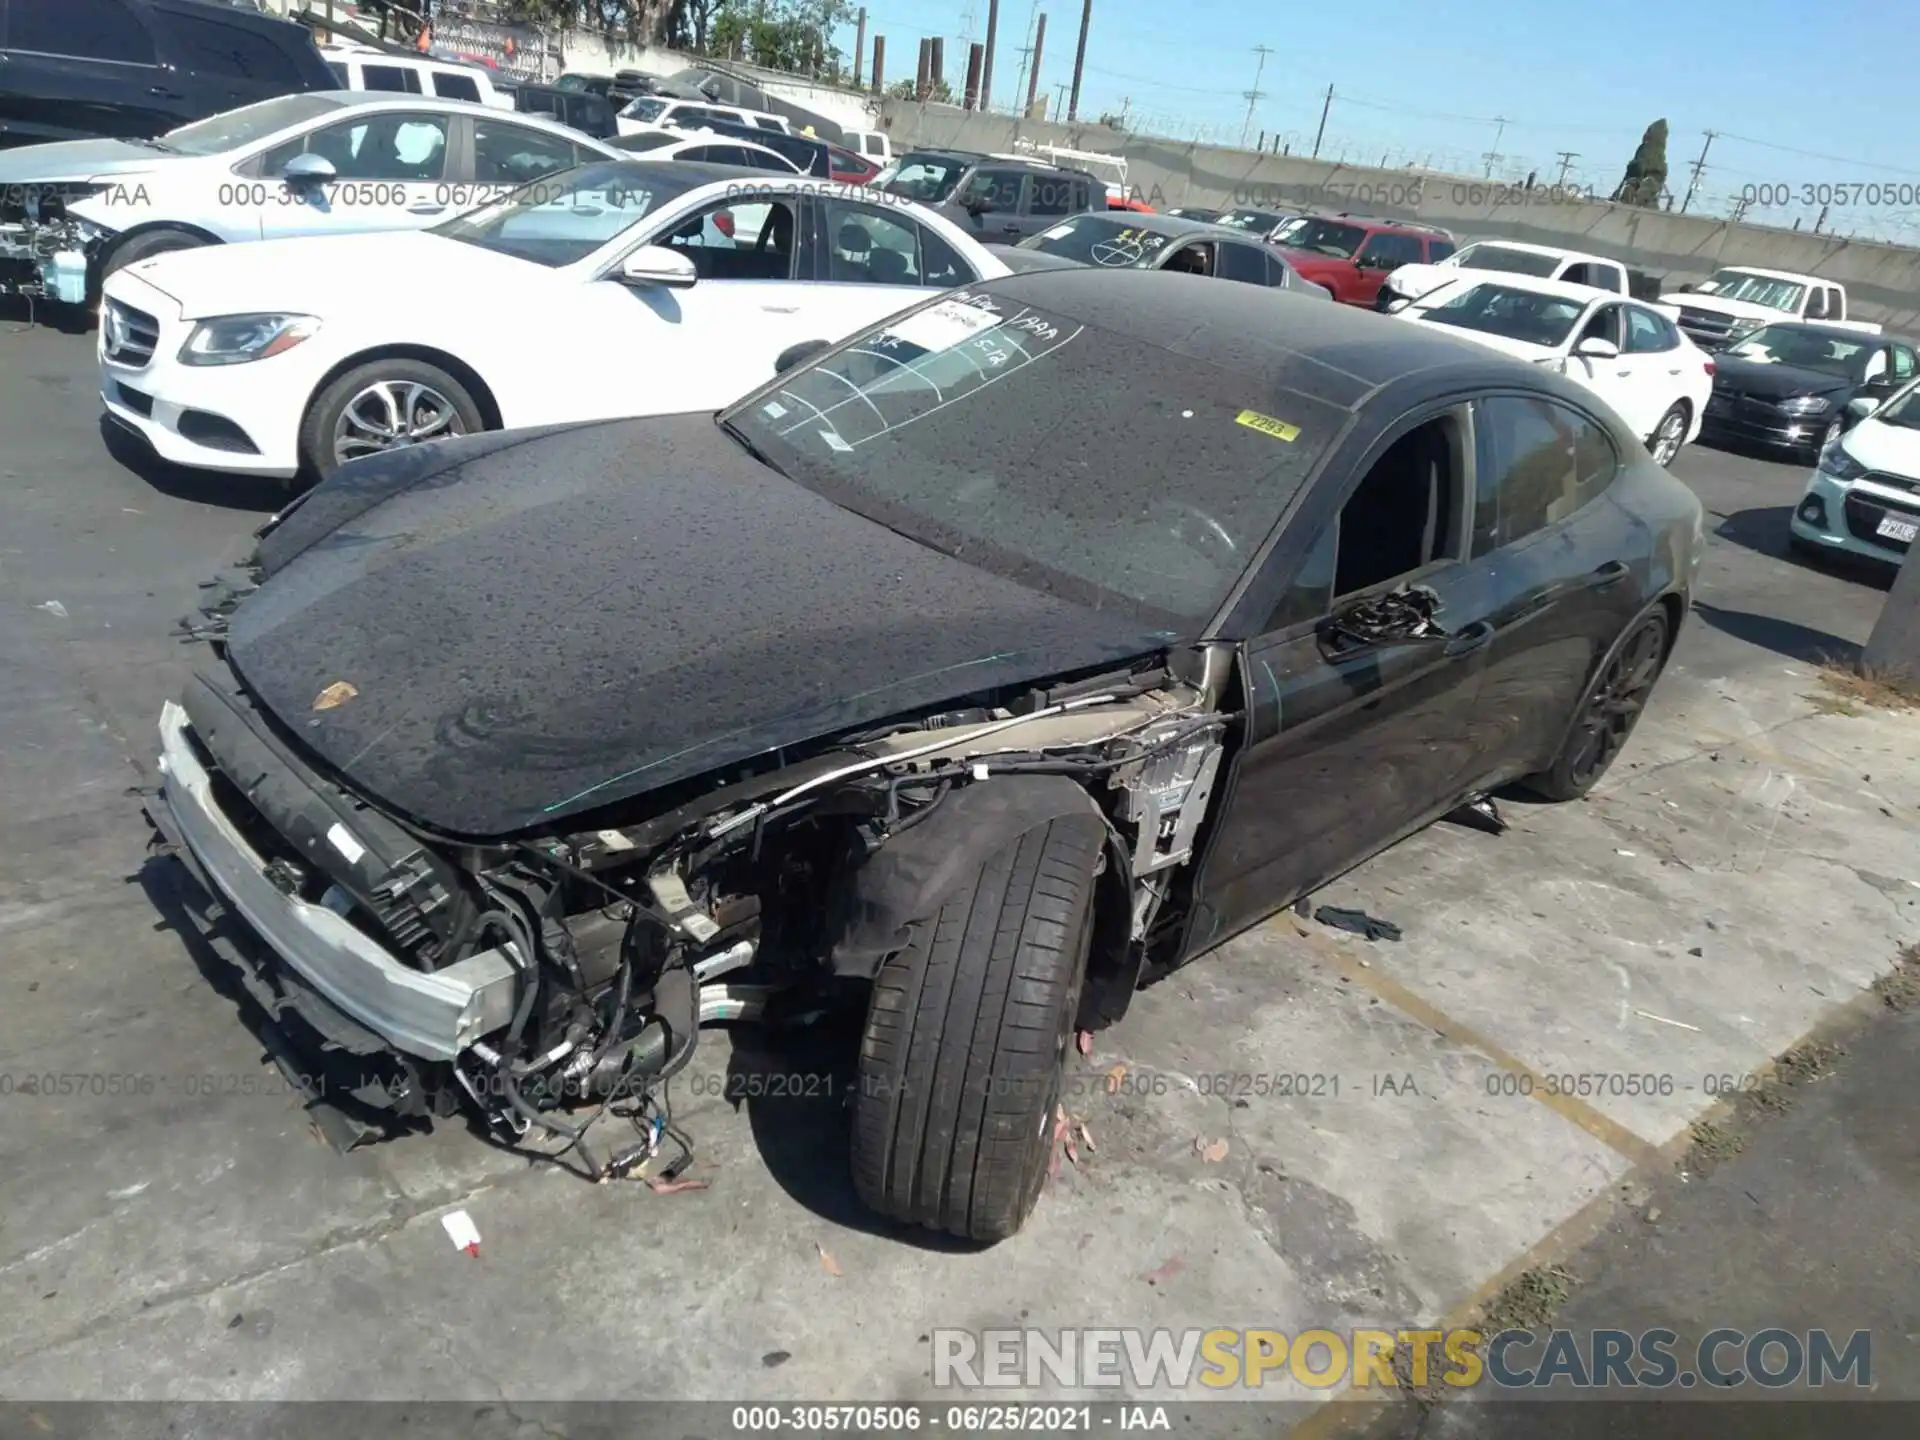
<box><xmin>1719</xmin><ymin>265</ymin><xmax>1826</xmax><ymax>283</ymax></box>
<box><xmin>301</xmin><ymin>91</ymin><xmax>616</xmax><ymax>146</ymax></box>
<box><xmin>1460</xmin><ymin>239</ymin><xmax>1613</xmax><ymax>264</ymax></box>
<box><xmin>1426</xmin><ymin>272</ymin><xmax>1626</xmax><ymax>306</ymax></box>
<box><xmin>973</xmin><ymin>267</ymin><xmax>1589</xmax><ymax>406</ymax></box>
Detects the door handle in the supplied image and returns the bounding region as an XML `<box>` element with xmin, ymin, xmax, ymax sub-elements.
<box><xmin>1667</xmin><ymin>367</ymin><xmax>1683</xmax><ymax>375</ymax></box>
<box><xmin>1442</xmin><ymin>620</ymin><xmax>1495</xmax><ymax>657</ymax></box>
<box><xmin>1615</xmin><ymin>369</ymin><xmax>1631</xmax><ymax>377</ymax></box>
<box><xmin>1001</xmin><ymin>224</ymin><xmax>1021</xmax><ymax>234</ymax></box>
<box><xmin>760</xmin><ymin>304</ymin><xmax>800</xmax><ymax>313</ymax></box>
<box><xmin>148</xmin><ymin>86</ymin><xmax>183</xmax><ymax>98</ymax></box>
<box><xmin>406</xmin><ymin>203</ymin><xmax>446</xmax><ymax>215</ymax></box>
<box><xmin>1586</xmin><ymin>559</ymin><xmax>1630</xmax><ymax>589</ymax></box>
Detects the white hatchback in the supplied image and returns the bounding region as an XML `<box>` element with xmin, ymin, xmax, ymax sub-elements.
<box><xmin>97</xmin><ymin>163</ymin><xmax>1009</xmax><ymax>485</ymax></box>
<box><xmin>1791</xmin><ymin>378</ymin><xmax>1920</xmax><ymax>566</ymax></box>
<box><xmin>1397</xmin><ymin>273</ymin><xmax>1715</xmax><ymax>466</ymax></box>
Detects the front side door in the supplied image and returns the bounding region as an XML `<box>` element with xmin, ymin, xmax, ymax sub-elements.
<box><xmin>1185</xmin><ymin>404</ymin><xmax>1498</xmax><ymax>952</ymax></box>
<box><xmin>0</xmin><ymin>0</ymin><xmax>173</xmax><ymax>136</ymax></box>
<box><xmin>555</xmin><ymin>193</ymin><xmax>812</xmax><ymax>423</ymax></box>
<box><xmin>249</xmin><ymin>108</ymin><xmax>452</xmax><ymax>240</ymax></box>
<box><xmin>1565</xmin><ymin>302</ymin><xmax>1645</xmax><ymax>430</ymax></box>
<box><xmin>1350</xmin><ymin>231</ymin><xmax>1423</xmax><ymax>305</ymax></box>
<box><xmin>949</xmin><ymin>166</ymin><xmax>1027</xmax><ymax>243</ymax></box>
<box><xmin>1620</xmin><ymin>302</ymin><xmax>1687</xmax><ymax>433</ymax></box>
<box><xmin>1455</xmin><ymin>393</ymin><xmax>1651</xmax><ymax>776</ymax></box>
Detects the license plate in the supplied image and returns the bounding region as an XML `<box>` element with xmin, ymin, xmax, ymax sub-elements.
<box><xmin>1876</xmin><ymin>515</ymin><xmax>1919</xmax><ymax>544</ymax></box>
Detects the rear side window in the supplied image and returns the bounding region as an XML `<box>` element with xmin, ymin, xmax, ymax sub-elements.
<box><xmin>1472</xmin><ymin>395</ymin><xmax>1617</xmax><ymax>553</ymax></box>
<box><xmin>1623</xmin><ymin>306</ymin><xmax>1676</xmax><ymax>354</ymax></box>
<box><xmin>10</xmin><ymin>0</ymin><xmax>156</xmax><ymax>64</ymax></box>
<box><xmin>158</xmin><ymin>10</ymin><xmax>305</xmax><ymax>82</ymax></box>
<box><xmin>433</xmin><ymin>71</ymin><xmax>482</xmax><ymax>103</ymax></box>
<box><xmin>362</xmin><ymin>64</ymin><xmax>422</xmax><ymax>93</ymax></box>
<box><xmin>1427</xmin><ymin>239</ymin><xmax>1455</xmax><ymax>261</ymax></box>
<box><xmin>472</xmin><ymin>120</ymin><xmax>579</xmax><ymax>184</ymax></box>
<box><xmin>1217</xmin><ymin>241</ymin><xmax>1269</xmax><ymax>286</ymax></box>
<box><xmin>753</xmin><ymin>116</ymin><xmax>783</xmax><ymax>131</ymax></box>
<box><xmin>1029</xmin><ymin>174</ymin><xmax>1078</xmax><ymax>217</ymax></box>
<box><xmin>326</xmin><ymin>60</ymin><xmax>347</xmax><ymax>85</ymax></box>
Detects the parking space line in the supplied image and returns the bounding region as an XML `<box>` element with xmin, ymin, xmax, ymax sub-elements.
<box><xmin>1291</xmin><ymin>921</ymin><xmax>1667</xmax><ymax>1170</ymax></box>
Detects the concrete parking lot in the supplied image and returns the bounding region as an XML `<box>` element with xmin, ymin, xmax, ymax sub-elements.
<box><xmin>2</xmin><ymin>307</ymin><xmax>1917</xmax><ymax>1422</ymax></box>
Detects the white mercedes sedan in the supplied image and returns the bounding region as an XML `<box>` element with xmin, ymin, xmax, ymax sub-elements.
<box><xmin>1396</xmin><ymin>273</ymin><xmax>1715</xmax><ymax>467</ymax></box>
<box><xmin>96</xmin><ymin>163</ymin><xmax>1009</xmax><ymax>484</ymax></box>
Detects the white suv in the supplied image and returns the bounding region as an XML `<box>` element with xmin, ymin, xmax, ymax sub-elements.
<box><xmin>616</xmin><ymin>96</ymin><xmax>789</xmax><ymax>138</ymax></box>
<box><xmin>320</xmin><ymin>46</ymin><xmax>515</xmax><ymax>110</ymax></box>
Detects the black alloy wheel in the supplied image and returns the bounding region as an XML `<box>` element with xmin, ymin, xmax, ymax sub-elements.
<box><xmin>1524</xmin><ymin>609</ymin><xmax>1670</xmax><ymax>801</ymax></box>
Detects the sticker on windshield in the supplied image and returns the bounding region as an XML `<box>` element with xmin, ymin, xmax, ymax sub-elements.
<box><xmin>881</xmin><ymin>299</ymin><xmax>999</xmax><ymax>355</ymax></box>
<box><xmin>1042</xmin><ymin>223</ymin><xmax>1076</xmax><ymax>240</ymax></box>
<box><xmin>819</xmin><ymin>429</ymin><xmax>852</xmax><ymax>451</ymax></box>
<box><xmin>1235</xmin><ymin>409</ymin><xmax>1301</xmax><ymax>442</ymax></box>
<box><xmin>760</xmin><ymin>400</ymin><xmax>789</xmax><ymax>418</ymax></box>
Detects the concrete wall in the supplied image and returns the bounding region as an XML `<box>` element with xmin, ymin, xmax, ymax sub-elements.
<box><xmin>881</xmin><ymin>102</ymin><xmax>1920</xmax><ymax>332</ymax></box>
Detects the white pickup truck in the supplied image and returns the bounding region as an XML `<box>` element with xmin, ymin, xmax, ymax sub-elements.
<box><xmin>1378</xmin><ymin>240</ymin><xmax>1635</xmax><ymax>311</ymax></box>
<box><xmin>1661</xmin><ymin>266</ymin><xmax>1879</xmax><ymax>350</ymax></box>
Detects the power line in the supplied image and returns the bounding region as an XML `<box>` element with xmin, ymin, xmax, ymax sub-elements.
<box><xmin>1239</xmin><ymin>44</ymin><xmax>1272</xmax><ymax>149</ymax></box>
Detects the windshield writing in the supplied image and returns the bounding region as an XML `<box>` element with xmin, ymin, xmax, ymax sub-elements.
<box><xmin>1020</xmin><ymin>219</ymin><xmax>1170</xmax><ymax>267</ymax></box>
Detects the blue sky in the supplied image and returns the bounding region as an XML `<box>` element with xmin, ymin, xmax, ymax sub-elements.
<box><xmin>844</xmin><ymin>0</ymin><xmax>1920</xmax><ymax>240</ymax></box>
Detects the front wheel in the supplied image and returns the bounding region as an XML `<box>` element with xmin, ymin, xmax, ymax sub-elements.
<box><xmin>101</xmin><ymin>227</ymin><xmax>207</xmax><ymax>282</ymax></box>
<box><xmin>1647</xmin><ymin>403</ymin><xmax>1689</xmax><ymax>467</ymax></box>
<box><xmin>1521</xmin><ymin>608</ymin><xmax>1670</xmax><ymax>802</ymax></box>
<box><xmin>298</xmin><ymin>358</ymin><xmax>483</xmax><ymax>482</ymax></box>
<box><xmin>850</xmin><ymin>807</ymin><xmax>1104</xmax><ymax>1243</ymax></box>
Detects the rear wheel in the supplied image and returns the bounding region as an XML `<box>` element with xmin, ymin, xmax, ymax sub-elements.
<box><xmin>298</xmin><ymin>358</ymin><xmax>483</xmax><ymax>482</ymax></box>
<box><xmin>1648</xmin><ymin>403</ymin><xmax>1688</xmax><ymax>467</ymax></box>
<box><xmin>1522</xmin><ymin>609</ymin><xmax>1670</xmax><ymax>802</ymax></box>
<box><xmin>850</xmin><ymin>809</ymin><xmax>1103</xmax><ymax>1243</ymax></box>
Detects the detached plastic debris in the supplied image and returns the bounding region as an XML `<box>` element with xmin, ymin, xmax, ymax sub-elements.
<box><xmin>440</xmin><ymin>1209</ymin><xmax>481</xmax><ymax>1258</ymax></box>
<box><xmin>1442</xmin><ymin>794</ymin><xmax>1508</xmax><ymax>835</ymax></box>
<box><xmin>1313</xmin><ymin>906</ymin><xmax>1403</xmax><ymax>942</ymax></box>
<box><xmin>1322</xmin><ymin>587</ymin><xmax>1442</xmax><ymax>651</ymax></box>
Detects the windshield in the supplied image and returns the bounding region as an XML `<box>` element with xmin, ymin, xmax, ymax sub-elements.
<box><xmin>620</xmin><ymin>96</ymin><xmax>669</xmax><ymax>121</ymax></box>
<box><xmin>1873</xmin><ymin>380</ymin><xmax>1920</xmax><ymax>430</ymax></box>
<box><xmin>1017</xmin><ymin>218</ymin><xmax>1172</xmax><ymax>268</ymax></box>
<box><xmin>555</xmin><ymin>74</ymin><xmax>588</xmax><ymax>91</ymax></box>
<box><xmin>612</xmin><ymin>131</ymin><xmax>678</xmax><ymax>153</ymax></box>
<box><xmin>1417</xmin><ymin>282</ymin><xmax>1588</xmax><ymax>349</ymax></box>
<box><xmin>877</xmin><ymin>154</ymin><xmax>967</xmax><ymax>202</ymax></box>
<box><xmin>1695</xmin><ymin>270</ymin><xmax>1806</xmax><ymax>311</ymax></box>
<box><xmin>1724</xmin><ymin>325</ymin><xmax>1870</xmax><ymax>377</ymax></box>
<box><xmin>1273</xmin><ymin>217</ymin><xmax>1366</xmax><ymax>258</ymax></box>
<box><xmin>1165</xmin><ymin>207</ymin><xmax>1221</xmax><ymax>221</ymax></box>
<box><xmin>1450</xmin><ymin>243</ymin><xmax>1560</xmax><ymax>277</ymax></box>
<box><xmin>162</xmin><ymin>93</ymin><xmax>345</xmax><ymax>156</ymax></box>
<box><xmin>429</xmin><ymin>163</ymin><xmax>667</xmax><ymax>267</ymax></box>
<box><xmin>1215</xmin><ymin>209</ymin><xmax>1286</xmax><ymax>233</ymax></box>
<box><xmin>717</xmin><ymin>288</ymin><xmax>1344</xmax><ymax>625</ymax></box>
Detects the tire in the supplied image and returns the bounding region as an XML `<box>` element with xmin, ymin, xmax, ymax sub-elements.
<box><xmin>1647</xmin><ymin>403</ymin><xmax>1688</xmax><ymax>467</ymax></box>
<box><xmin>1521</xmin><ymin>607</ymin><xmax>1670</xmax><ymax>802</ymax></box>
<box><xmin>298</xmin><ymin>358</ymin><xmax>484</xmax><ymax>481</ymax></box>
<box><xmin>101</xmin><ymin>227</ymin><xmax>206</xmax><ymax>281</ymax></box>
<box><xmin>850</xmin><ymin>809</ymin><xmax>1104</xmax><ymax>1243</ymax></box>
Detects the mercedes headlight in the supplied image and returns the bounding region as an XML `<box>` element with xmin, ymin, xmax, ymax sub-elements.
<box><xmin>1777</xmin><ymin>394</ymin><xmax>1831</xmax><ymax>417</ymax></box>
<box><xmin>178</xmin><ymin>314</ymin><xmax>319</xmax><ymax>366</ymax></box>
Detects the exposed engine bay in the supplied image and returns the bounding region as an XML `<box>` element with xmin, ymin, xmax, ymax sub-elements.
<box><xmin>152</xmin><ymin>562</ymin><xmax>1236</xmax><ymax>1186</ymax></box>
<box><xmin>0</xmin><ymin>186</ymin><xmax>111</xmax><ymax>304</ymax></box>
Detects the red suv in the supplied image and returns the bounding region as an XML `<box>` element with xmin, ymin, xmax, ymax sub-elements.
<box><xmin>1272</xmin><ymin>214</ymin><xmax>1455</xmax><ymax>306</ymax></box>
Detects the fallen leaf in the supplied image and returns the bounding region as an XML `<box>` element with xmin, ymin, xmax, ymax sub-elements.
<box><xmin>1076</xmin><ymin>1120</ymin><xmax>1096</xmax><ymax>1154</ymax></box>
<box><xmin>644</xmin><ymin>1176</ymin><xmax>709</xmax><ymax>1195</ymax></box>
<box><xmin>312</xmin><ymin>680</ymin><xmax>358</xmax><ymax>711</ymax></box>
<box><xmin>1075</xmin><ymin>1029</ymin><xmax>1094</xmax><ymax>1058</ymax></box>
<box><xmin>1142</xmin><ymin>1256</ymin><xmax>1184</xmax><ymax>1284</ymax></box>
<box><xmin>1197</xmin><ymin>1137</ymin><xmax>1230</xmax><ymax>1164</ymax></box>
<box><xmin>816</xmin><ymin>1242</ymin><xmax>842</xmax><ymax>1277</ymax></box>
<box><xmin>1104</xmin><ymin>1064</ymin><xmax>1127</xmax><ymax>1094</ymax></box>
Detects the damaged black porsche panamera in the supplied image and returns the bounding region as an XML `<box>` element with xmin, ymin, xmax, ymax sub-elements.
<box><xmin>145</xmin><ymin>269</ymin><xmax>1704</xmax><ymax>1241</ymax></box>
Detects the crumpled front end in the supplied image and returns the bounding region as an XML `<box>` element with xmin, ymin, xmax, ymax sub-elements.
<box><xmin>0</xmin><ymin>183</ymin><xmax>117</xmax><ymax>304</ymax></box>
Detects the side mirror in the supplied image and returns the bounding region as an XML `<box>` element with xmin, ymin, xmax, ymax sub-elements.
<box><xmin>1848</xmin><ymin>395</ymin><xmax>1882</xmax><ymax>420</ymax></box>
<box><xmin>616</xmin><ymin>245</ymin><xmax>697</xmax><ymax>289</ymax></box>
<box><xmin>774</xmin><ymin>338</ymin><xmax>830</xmax><ymax>374</ymax></box>
<box><xmin>1575</xmin><ymin>336</ymin><xmax>1620</xmax><ymax>360</ymax></box>
<box><xmin>281</xmin><ymin>151</ymin><xmax>336</xmax><ymax>184</ymax></box>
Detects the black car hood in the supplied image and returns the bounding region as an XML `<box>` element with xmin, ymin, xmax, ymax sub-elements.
<box><xmin>1711</xmin><ymin>356</ymin><xmax>1854</xmax><ymax>399</ymax></box>
<box><xmin>226</xmin><ymin>415</ymin><xmax>1173</xmax><ymax>839</ymax></box>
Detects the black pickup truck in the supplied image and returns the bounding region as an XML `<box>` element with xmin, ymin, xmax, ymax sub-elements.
<box><xmin>877</xmin><ymin>149</ymin><xmax>1104</xmax><ymax>243</ymax></box>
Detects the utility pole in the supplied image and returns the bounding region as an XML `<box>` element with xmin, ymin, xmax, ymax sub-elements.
<box><xmin>1053</xmin><ymin>81</ymin><xmax>1068</xmax><ymax>122</ymax></box>
<box><xmin>1067</xmin><ymin>0</ymin><xmax>1091</xmax><ymax>122</ymax></box>
<box><xmin>1480</xmin><ymin>116</ymin><xmax>1508</xmax><ymax>179</ymax></box>
<box><xmin>1311</xmin><ymin>84</ymin><xmax>1332</xmax><ymax>160</ymax></box>
<box><xmin>871</xmin><ymin>34</ymin><xmax>885</xmax><ymax>93</ymax></box>
<box><xmin>1680</xmin><ymin>130</ymin><xmax>1714</xmax><ymax>214</ymax></box>
<box><xmin>1554</xmin><ymin>150</ymin><xmax>1577</xmax><ymax>186</ymax></box>
<box><xmin>1239</xmin><ymin>44</ymin><xmax>1272</xmax><ymax>151</ymax></box>
<box><xmin>1022</xmin><ymin>12</ymin><xmax>1048</xmax><ymax>118</ymax></box>
<box><xmin>1863</xmin><ymin>543</ymin><xmax>1920</xmax><ymax>687</ymax></box>
<box><xmin>853</xmin><ymin>7</ymin><xmax>866</xmax><ymax>86</ymax></box>
<box><xmin>980</xmin><ymin>0</ymin><xmax>1000</xmax><ymax>110</ymax></box>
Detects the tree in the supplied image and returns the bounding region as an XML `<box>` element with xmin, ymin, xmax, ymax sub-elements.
<box><xmin>1613</xmin><ymin>119</ymin><xmax>1669</xmax><ymax>208</ymax></box>
<box><xmin>704</xmin><ymin>0</ymin><xmax>852</xmax><ymax>73</ymax></box>
<box><xmin>885</xmin><ymin>76</ymin><xmax>954</xmax><ymax>103</ymax></box>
